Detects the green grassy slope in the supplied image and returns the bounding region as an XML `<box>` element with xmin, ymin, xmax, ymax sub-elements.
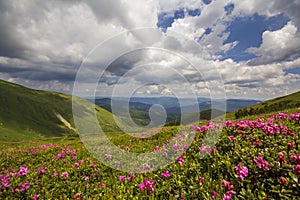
<box><xmin>232</xmin><ymin>91</ymin><xmax>300</xmax><ymax>119</ymax></box>
<box><xmin>0</xmin><ymin>80</ymin><xmax>122</xmax><ymax>141</ymax></box>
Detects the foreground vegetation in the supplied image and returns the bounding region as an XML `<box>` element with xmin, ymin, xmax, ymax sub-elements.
<box><xmin>0</xmin><ymin>111</ymin><xmax>299</xmax><ymax>199</ymax></box>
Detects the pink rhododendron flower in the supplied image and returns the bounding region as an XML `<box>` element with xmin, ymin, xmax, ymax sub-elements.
<box><xmin>212</xmin><ymin>191</ymin><xmax>220</xmax><ymax>199</ymax></box>
<box><xmin>294</xmin><ymin>165</ymin><xmax>300</xmax><ymax>175</ymax></box>
<box><xmin>105</xmin><ymin>154</ymin><xmax>112</xmax><ymax>160</ymax></box>
<box><xmin>128</xmin><ymin>172</ymin><xmax>135</xmax><ymax>180</ymax></box>
<box><xmin>177</xmin><ymin>155</ymin><xmax>184</xmax><ymax>165</ymax></box>
<box><xmin>139</xmin><ymin>178</ymin><xmax>155</xmax><ymax>194</ymax></box>
<box><xmin>229</xmin><ymin>136</ymin><xmax>235</xmax><ymax>141</ymax></box>
<box><xmin>19</xmin><ymin>182</ymin><xmax>30</xmax><ymax>191</ymax></box>
<box><xmin>281</xmin><ymin>177</ymin><xmax>288</xmax><ymax>186</ymax></box>
<box><xmin>234</xmin><ymin>163</ymin><xmax>248</xmax><ymax>180</ymax></box>
<box><xmin>61</xmin><ymin>172</ymin><xmax>68</xmax><ymax>178</ymax></box>
<box><xmin>278</xmin><ymin>152</ymin><xmax>287</xmax><ymax>164</ymax></box>
<box><xmin>199</xmin><ymin>177</ymin><xmax>204</xmax><ymax>183</ymax></box>
<box><xmin>98</xmin><ymin>183</ymin><xmax>105</xmax><ymax>188</ymax></box>
<box><xmin>118</xmin><ymin>176</ymin><xmax>126</xmax><ymax>181</ymax></box>
<box><xmin>16</xmin><ymin>166</ymin><xmax>28</xmax><ymax>177</ymax></box>
<box><xmin>74</xmin><ymin>162</ymin><xmax>79</xmax><ymax>168</ymax></box>
<box><xmin>254</xmin><ymin>156</ymin><xmax>270</xmax><ymax>170</ymax></box>
<box><xmin>160</xmin><ymin>171</ymin><xmax>170</xmax><ymax>178</ymax></box>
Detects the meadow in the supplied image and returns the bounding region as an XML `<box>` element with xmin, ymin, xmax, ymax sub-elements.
<box><xmin>0</xmin><ymin>111</ymin><xmax>299</xmax><ymax>199</ymax></box>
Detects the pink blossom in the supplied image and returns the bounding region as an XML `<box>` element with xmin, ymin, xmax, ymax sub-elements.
<box><xmin>223</xmin><ymin>195</ymin><xmax>232</xmax><ymax>200</ymax></box>
<box><xmin>177</xmin><ymin>155</ymin><xmax>184</xmax><ymax>165</ymax></box>
<box><xmin>281</xmin><ymin>177</ymin><xmax>288</xmax><ymax>186</ymax></box>
<box><xmin>139</xmin><ymin>178</ymin><xmax>155</xmax><ymax>194</ymax></box>
<box><xmin>288</xmin><ymin>142</ymin><xmax>295</xmax><ymax>150</ymax></box>
<box><xmin>128</xmin><ymin>172</ymin><xmax>135</xmax><ymax>180</ymax></box>
<box><xmin>16</xmin><ymin>166</ymin><xmax>28</xmax><ymax>177</ymax></box>
<box><xmin>278</xmin><ymin>152</ymin><xmax>287</xmax><ymax>164</ymax></box>
<box><xmin>61</xmin><ymin>172</ymin><xmax>68</xmax><ymax>178</ymax></box>
<box><xmin>154</xmin><ymin>146</ymin><xmax>160</xmax><ymax>152</ymax></box>
<box><xmin>162</xmin><ymin>151</ymin><xmax>168</xmax><ymax>157</ymax></box>
<box><xmin>294</xmin><ymin>165</ymin><xmax>300</xmax><ymax>175</ymax></box>
<box><xmin>74</xmin><ymin>162</ymin><xmax>80</xmax><ymax>168</ymax></box>
<box><xmin>160</xmin><ymin>171</ymin><xmax>170</xmax><ymax>178</ymax></box>
<box><xmin>19</xmin><ymin>182</ymin><xmax>30</xmax><ymax>191</ymax></box>
<box><xmin>98</xmin><ymin>183</ymin><xmax>105</xmax><ymax>188</ymax></box>
<box><xmin>221</xmin><ymin>180</ymin><xmax>231</xmax><ymax>188</ymax></box>
<box><xmin>118</xmin><ymin>176</ymin><xmax>126</xmax><ymax>181</ymax></box>
<box><xmin>254</xmin><ymin>156</ymin><xmax>271</xmax><ymax>170</ymax></box>
<box><xmin>212</xmin><ymin>191</ymin><xmax>220</xmax><ymax>199</ymax></box>
<box><xmin>53</xmin><ymin>171</ymin><xmax>58</xmax><ymax>176</ymax></box>
<box><xmin>225</xmin><ymin>120</ymin><xmax>233</xmax><ymax>127</ymax></box>
<box><xmin>234</xmin><ymin>163</ymin><xmax>248</xmax><ymax>180</ymax></box>
<box><xmin>105</xmin><ymin>154</ymin><xmax>112</xmax><ymax>160</ymax></box>
<box><xmin>199</xmin><ymin>177</ymin><xmax>204</xmax><ymax>183</ymax></box>
<box><xmin>33</xmin><ymin>194</ymin><xmax>39</xmax><ymax>199</ymax></box>
<box><xmin>229</xmin><ymin>136</ymin><xmax>235</xmax><ymax>141</ymax></box>
<box><xmin>84</xmin><ymin>176</ymin><xmax>89</xmax><ymax>181</ymax></box>
<box><xmin>37</xmin><ymin>167</ymin><xmax>45</xmax><ymax>174</ymax></box>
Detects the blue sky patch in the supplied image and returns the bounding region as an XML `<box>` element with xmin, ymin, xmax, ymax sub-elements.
<box><xmin>222</xmin><ymin>13</ymin><xmax>290</xmax><ymax>61</ymax></box>
<box><xmin>202</xmin><ymin>0</ymin><xmax>212</xmax><ymax>5</ymax></box>
<box><xmin>224</xmin><ymin>3</ymin><xmax>234</xmax><ymax>15</ymax></box>
<box><xmin>157</xmin><ymin>9</ymin><xmax>185</xmax><ymax>31</ymax></box>
<box><xmin>188</xmin><ymin>8</ymin><xmax>201</xmax><ymax>17</ymax></box>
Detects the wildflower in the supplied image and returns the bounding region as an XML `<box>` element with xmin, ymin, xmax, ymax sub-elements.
<box><xmin>234</xmin><ymin>163</ymin><xmax>248</xmax><ymax>180</ymax></box>
<box><xmin>118</xmin><ymin>176</ymin><xmax>126</xmax><ymax>181</ymax></box>
<box><xmin>229</xmin><ymin>136</ymin><xmax>235</xmax><ymax>141</ymax></box>
<box><xmin>281</xmin><ymin>177</ymin><xmax>288</xmax><ymax>186</ymax></box>
<box><xmin>105</xmin><ymin>154</ymin><xmax>112</xmax><ymax>160</ymax></box>
<box><xmin>114</xmin><ymin>161</ymin><xmax>120</xmax><ymax>166</ymax></box>
<box><xmin>254</xmin><ymin>156</ymin><xmax>270</xmax><ymax>170</ymax></box>
<box><xmin>294</xmin><ymin>165</ymin><xmax>300</xmax><ymax>175</ymax></box>
<box><xmin>20</xmin><ymin>182</ymin><xmax>30</xmax><ymax>191</ymax></box>
<box><xmin>37</xmin><ymin>167</ymin><xmax>45</xmax><ymax>174</ymax></box>
<box><xmin>154</xmin><ymin>146</ymin><xmax>160</xmax><ymax>152</ymax></box>
<box><xmin>32</xmin><ymin>194</ymin><xmax>39</xmax><ymax>199</ymax></box>
<box><xmin>16</xmin><ymin>166</ymin><xmax>28</xmax><ymax>177</ymax></box>
<box><xmin>223</xmin><ymin>195</ymin><xmax>232</xmax><ymax>200</ymax></box>
<box><xmin>221</xmin><ymin>180</ymin><xmax>231</xmax><ymax>188</ymax></box>
<box><xmin>53</xmin><ymin>171</ymin><xmax>58</xmax><ymax>176</ymax></box>
<box><xmin>139</xmin><ymin>178</ymin><xmax>155</xmax><ymax>194</ymax></box>
<box><xmin>128</xmin><ymin>172</ymin><xmax>134</xmax><ymax>180</ymax></box>
<box><xmin>199</xmin><ymin>177</ymin><xmax>205</xmax><ymax>183</ymax></box>
<box><xmin>177</xmin><ymin>155</ymin><xmax>184</xmax><ymax>165</ymax></box>
<box><xmin>98</xmin><ymin>183</ymin><xmax>105</xmax><ymax>188</ymax></box>
<box><xmin>225</xmin><ymin>120</ymin><xmax>233</xmax><ymax>127</ymax></box>
<box><xmin>162</xmin><ymin>151</ymin><xmax>168</xmax><ymax>157</ymax></box>
<box><xmin>212</xmin><ymin>191</ymin><xmax>220</xmax><ymax>199</ymax></box>
<box><xmin>278</xmin><ymin>152</ymin><xmax>287</xmax><ymax>164</ymax></box>
<box><xmin>61</xmin><ymin>172</ymin><xmax>68</xmax><ymax>178</ymax></box>
<box><xmin>84</xmin><ymin>176</ymin><xmax>89</xmax><ymax>181</ymax></box>
<box><xmin>145</xmin><ymin>164</ymin><xmax>151</xmax><ymax>171</ymax></box>
<box><xmin>160</xmin><ymin>171</ymin><xmax>170</xmax><ymax>178</ymax></box>
<box><xmin>74</xmin><ymin>162</ymin><xmax>80</xmax><ymax>168</ymax></box>
<box><xmin>288</xmin><ymin>142</ymin><xmax>295</xmax><ymax>150</ymax></box>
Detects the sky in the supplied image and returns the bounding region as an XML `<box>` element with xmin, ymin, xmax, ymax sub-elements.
<box><xmin>0</xmin><ymin>0</ymin><xmax>299</xmax><ymax>100</ymax></box>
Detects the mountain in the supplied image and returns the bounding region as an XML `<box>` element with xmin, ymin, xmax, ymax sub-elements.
<box><xmin>233</xmin><ymin>91</ymin><xmax>300</xmax><ymax>119</ymax></box>
<box><xmin>92</xmin><ymin>97</ymin><xmax>261</xmax><ymax>126</ymax></box>
<box><xmin>0</xmin><ymin>80</ymin><xmax>122</xmax><ymax>141</ymax></box>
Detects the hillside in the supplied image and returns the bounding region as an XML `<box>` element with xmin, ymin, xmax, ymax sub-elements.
<box><xmin>0</xmin><ymin>80</ymin><xmax>122</xmax><ymax>141</ymax></box>
<box><xmin>233</xmin><ymin>91</ymin><xmax>300</xmax><ymax>119</ymax></box>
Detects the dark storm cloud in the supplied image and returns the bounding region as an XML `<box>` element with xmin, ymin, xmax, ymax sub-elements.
<box><xmin>0</xmin><ymin>1</ymin><xmax>28</xmax><ymax>59</ymax></box>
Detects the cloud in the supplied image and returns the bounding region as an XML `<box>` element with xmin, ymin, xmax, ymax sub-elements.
<box><xmin>0</xmin><ymin>0</ymin><xmax>299</xmax><ymax>99</ymax></box>
<box><xmin>247</xmin><ymin>22</ymin><xmax>300</xmax><ymax>65</ymax></box>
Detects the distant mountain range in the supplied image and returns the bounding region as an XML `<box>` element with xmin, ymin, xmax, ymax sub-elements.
<box><xmin>1</xmin><ymin>79</ymin><xmax>298</xmax><ymax>142</ymax></box>
<box><xmin>90</xmin><ymin>97</ymin><xmax>262</xmax><ymax>125</ymax></box>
